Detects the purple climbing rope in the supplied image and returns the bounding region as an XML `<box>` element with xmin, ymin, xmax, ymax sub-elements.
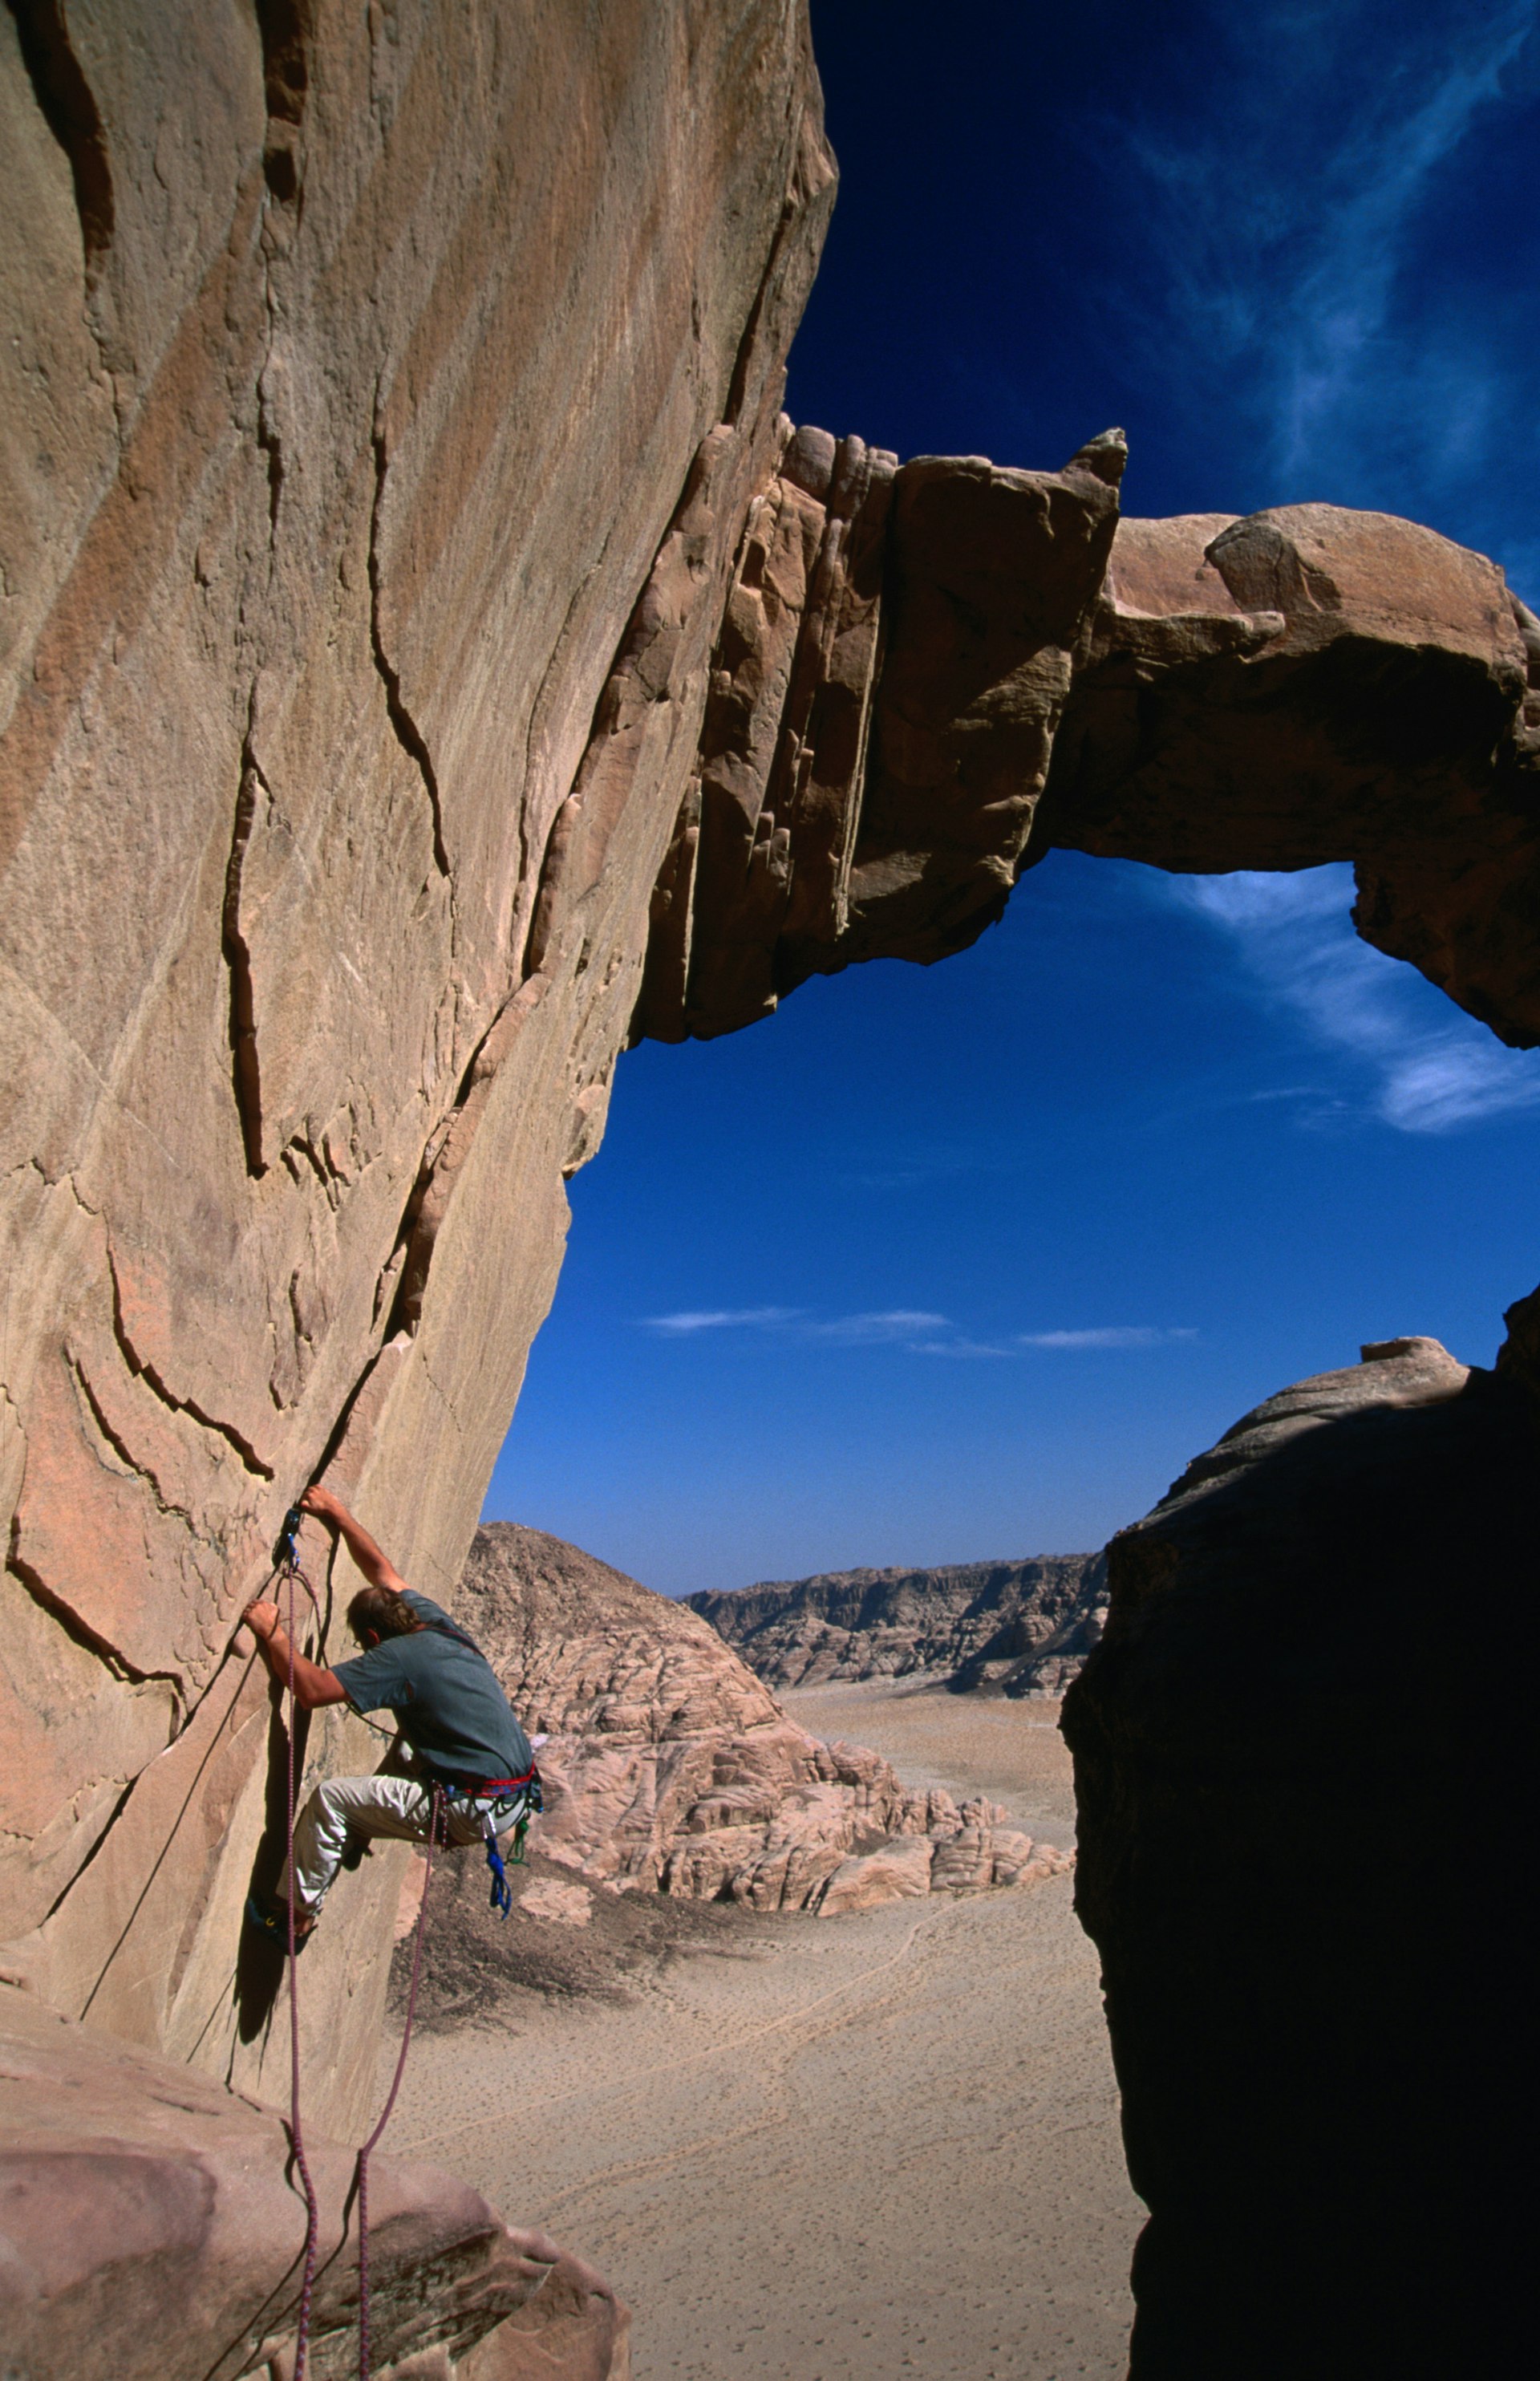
<box><xmin>354</xmin><ymin>1781</ymin><xmax>443</xmax><ymax>2381</ymax></box>
<box><xmin>278</xmin><ymin>1543</ymin><xmax>322</xmax><ymax>2381</ymax></box>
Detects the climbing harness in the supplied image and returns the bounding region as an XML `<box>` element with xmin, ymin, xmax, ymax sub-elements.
<box><xmin>435</xmin><ymin>1765</ymin><xmax>544</xmax><ymax>1917</ymax></box>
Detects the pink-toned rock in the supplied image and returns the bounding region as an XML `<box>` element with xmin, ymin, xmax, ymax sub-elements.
<box><xmin>0</xmin><ymin>0</ymin><xmax>835</xmax><ymax>2131</ymax></box>
<box><xmin>815</xmin><ymin>1835</ymin><xmax>935</xmax><ymax>1914</ymax></box>
<box><xmin>0</xmin><ymin>1981</ymin><xmax>628</xmax><ymax>2380</ymax></box>
<box><xmin>447</xmin><ymin>1525</ymin><xmax>1030</xmax><ymax>1917</ymax></box>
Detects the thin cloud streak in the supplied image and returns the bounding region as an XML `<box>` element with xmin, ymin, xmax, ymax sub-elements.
<box><xmin>1017</xmin><ymin>1327</ymin><xmax>1199</xmax><ymax>1349</ymax></box>
<box><xmin>641</xmin><ymin>1309</ymin><xmax>1197</xmax><ymax>1359</ymax></box>
<box><xmin>643</xmin><ymin>1307</ymin><xmax>801</xmax><ymax>1334</ymax></box>
<box><xmin>1165</xmin><ymin>864</ymin><xmax>1540</xmax><ymax>1131</ymax></box>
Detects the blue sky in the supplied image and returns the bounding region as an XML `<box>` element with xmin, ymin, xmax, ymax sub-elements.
<box><xmin>484</xmin><ymin>0</ymin><xmax>1540</xmax><ymax>1596</ymax></box>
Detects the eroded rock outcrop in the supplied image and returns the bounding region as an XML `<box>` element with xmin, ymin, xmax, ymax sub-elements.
<box><xmin>448</xmin><ymin>1525</ymin><xmax>1067</xmax><ymax>1911</ymax></box>
<box><xmin>631</xmin><ymin>470</ymin><xmax>1540</xmax><ymax>1049</ymax></box>
<box><xmin>1063</xmin><ymin>1332</ymin><xmax>1535</xmax><ymax>2376</ymax></box>
<box><xmin>0</xmin><ymin>1980</ymin><xmax>629</xmax><ymax>2379</ymax></box>
<box><xmin>689</xmin><ymin>1551</ymin><xmax>1107</xmax><ymax>1693</ymax></box>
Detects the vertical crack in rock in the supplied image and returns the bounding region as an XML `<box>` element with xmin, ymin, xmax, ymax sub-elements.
<box><xmin>369</xmin><ymin>424</ymin><xmax>452</xmax><ymax>884</ymax></box>
<box><xmin>515</xmin><ymin>561</ymin><xmax>601</xmax><ymax>964</ymax></box>
<box><xmin>105</xmin><ymin>1247</ymin><xmax>275</xmax><ymax>1478</ymax></box>
<box><xmin>253</xmin><ymin>0</ymin><xmax>311</xmax><ymax>129</ymax></box>
<box><xmin>4</xmin><ymin>0</ymin><xmax>115</xmax><ymax>283</ymax></box>
<box><xmin>254</xmin><ymin>368</ymin><xmax>284</xmax><ymax>548</ymax></box>
<box><xmin>722</xmin><ymin>53</ymin><xmax>832</xmax><ymax>430</ymax></box>
<box><xmin>223</xmin><ymin>708</ymin><xmax>267</xmax><ymax>1177</ymax></box>
<box><xmin>252</xmin><ymin>2</ymin><xmax>308</xmax><ymax>555</ymax></box>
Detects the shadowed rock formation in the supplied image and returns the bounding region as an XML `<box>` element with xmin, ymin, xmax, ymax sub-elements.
<box><xmin>689</xmin><ymin>1551</ymin><xmax>1108</xmax><ymax>1693</ymax></box>
<box><xmin>0</xmin><ymin>1979</ymin><xmax>630</xmax><ymax>2379</ymax></box>
<box><xmin>1063</xmin><ymin>1334</ymin><xmax>1534</xmax><ymax>2377</ymax></box>
<box><xmin>448</xmin><ymin>1524</ymin><xmax>1066</xmax><ymax>1910</ymax></box>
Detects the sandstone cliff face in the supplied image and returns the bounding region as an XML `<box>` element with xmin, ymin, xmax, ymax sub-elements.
<box><xmin>1062</xmin><ymin>1335</ymin><xmax>1535</xmax><ymax>2376</ymax></box>
<box><xmin>690</xmin><ymin>1551</ymin><xmax>1107</xmax><ymax>1693</ymax></box>
<box><xmin>0</xmin><ymin>1979</ymin><xmax>629</xmax><ymax>2379</ymax></box>
<box><xmin>0</xmin><ymin>0</ymin><xmax>836</xmax><ymax>2130</ymax></box>
<box><xmin>448</xmin><ymin>1524</ymin><xmax>1066</xmax><ymax>1912</ymax></box>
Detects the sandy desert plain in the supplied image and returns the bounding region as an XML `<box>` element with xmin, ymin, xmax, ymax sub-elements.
<box><xmin>387</xmin><ymin>1681</ymin><xmax>1143</xmax><ymax>2379</ymax></box>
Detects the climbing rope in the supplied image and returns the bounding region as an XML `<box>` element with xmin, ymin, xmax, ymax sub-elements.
<box><xmin>353</xmin><ymin>1781</ymin><xmax>443</xmax><ymax>2381</ymax></box>
<box><xmin>273</xmin><ymin>1506</ymin><xmax>322</xmax><ymax>2381</ymax></box>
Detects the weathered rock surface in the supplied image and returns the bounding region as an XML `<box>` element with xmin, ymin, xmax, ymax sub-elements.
<box><xmin>690</xmin><ymin>1551</ymin><xmax>1107</xmax><ymax>1693</ymax></box>
<box><xmin>0</xmin><ymin>0</ymin><xmax>837</xmax><ymax>2130</ymax></box>
<box><xmin>448</xmin><ymin>1524</ymin><xmax>1068</xmax><ymax>1913</ymax></box>
<box><xmin>1063</xmin><ymin>1333</ymin><xmax>1535</xmax><ymax>2376</ymax></box>
<box><xmin>634</xmin><ymin>473</ymin><xmax>1540</xmax><ymax>1049</ymax></box>
<box><xmin>0</xmin><ymin>1979</ymin><xmax>629</xmax><ymax>2379</ymax></box>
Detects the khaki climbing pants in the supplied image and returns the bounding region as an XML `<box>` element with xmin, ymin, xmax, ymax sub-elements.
<box><xmin>280</xmin><ymin>1772</ymin><xmax>525</xmax><ymax>1914</ymax></box>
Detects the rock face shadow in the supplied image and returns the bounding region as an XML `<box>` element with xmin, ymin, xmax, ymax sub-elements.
<box><xmin>233</xmin><ymin>1692</ymin><xmax>310</xmax><ymax>2046</ymax></box>
<box><xmin>1064</xmin><ymin>1345</ymin><xmax>1534</xmax><ymax>2378</ymax></box>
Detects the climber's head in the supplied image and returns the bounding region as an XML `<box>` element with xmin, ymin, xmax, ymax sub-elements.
<box><xmin>347</xmin><ymin>1586</ymin><xmax>425</xmax><ymax>1650</ymax></box>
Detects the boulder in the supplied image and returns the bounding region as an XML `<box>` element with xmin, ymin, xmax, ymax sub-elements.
<box><xmin>815</xmin><ymin>1834</ymin><xmax>934</xmax><ymax>1914</ymax></box>
<box><xmin>0</xmin><ymin>1980</ymin><xmax>628</xmax><ymax>2380</ymax></box>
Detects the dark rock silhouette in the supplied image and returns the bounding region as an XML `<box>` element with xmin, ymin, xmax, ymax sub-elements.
<box><xmin>1064</xmin><ymin>1334</ymin><xmax>1534</xmax><ymax>2376</ymax></box>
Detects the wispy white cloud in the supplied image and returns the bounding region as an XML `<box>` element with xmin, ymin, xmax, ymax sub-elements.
<box><xmin>643</xmin><ymin>1306</ymin><xmax>801</xmax><ymax>1334</ymax></box>
<box><xmin>1017</xmin><ymin>1327</ymin><xmax>1198</xmax><ymax>1349</ymax></box>
<box><xmin>909</xmin><ymin>1337</ymin><xmax>1015</xmax><ymax>1359</ymax></box>
<box><xmin>804</xmin><ymin>1308</ymin><xmax>950</xmax><ymax>1344</ymax></box>
<box><xmin>1165</xmin><ymin>863</ymin><xmax>1540</xmax><ymax>1131</ymax></box>
<box><xmin>641</xmin><ymin>1308</ymin><xmax>1196</xmax><ymax>1359</ymax></box>
<box><xmin>1111</xmin><ymin>0</ymin><xmax>1539</xmax><ymax>579</ymax></box>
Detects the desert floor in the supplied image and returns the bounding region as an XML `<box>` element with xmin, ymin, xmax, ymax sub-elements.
<box><xmin>387</xmin><ymin>1683</ymin><xmax>1142</xmax><ymax>2379</ymax></box>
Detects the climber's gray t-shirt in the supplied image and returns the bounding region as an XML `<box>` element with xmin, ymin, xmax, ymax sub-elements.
<box><xmin>332</xmin><ymin>1592</ymin><xmax>533</xmax><ymax>1785</ymax></box>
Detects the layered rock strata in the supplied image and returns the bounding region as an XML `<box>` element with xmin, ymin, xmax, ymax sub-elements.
<box><xmin>690</xmin><ymin>1551</ymin><xmax>1107</xmax><ymax>1693</ymax></box>
<box><xmin>1063</xmin><ymin>1334</ymin><xmax>1535</xmax><ymax>2376</ymax></box>
<box><xmin>450</xmin><ymin>1524</ymin><xmax>1069</xmax><ymax>1912</ymax></box>
<box><xmin>0</xmin><ymin>1978</ymin><xmax>629</xmax><ymax>2379</ymax></box>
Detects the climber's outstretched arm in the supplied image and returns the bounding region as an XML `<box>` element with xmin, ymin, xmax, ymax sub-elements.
<box><xmin>242</xmin><ymin>1602</ymin><xmax>348</xmax><ymax>1709</ymax></box>
<box><xmin>299</xmin><ymin>1483</ymin><xmax>410</xmax><ymax>1595</ymax></box>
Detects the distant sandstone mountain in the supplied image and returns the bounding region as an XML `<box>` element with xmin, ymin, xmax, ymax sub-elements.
<box><xmin>446</xmin><ymin>1524</ymin><xmax>1070</xmax><ymax>1915</ymax></box>
<box><xmin>687</xmin><ymin>1552</ymin><xmax>1109</xmax><ymax>1695</ymax></box>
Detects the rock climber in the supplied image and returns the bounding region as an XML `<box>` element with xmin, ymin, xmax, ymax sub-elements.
<box><xmin>241</xmin><ymin>1483</ymin><xmax>541</xmax><ymax>1949</ymax></box>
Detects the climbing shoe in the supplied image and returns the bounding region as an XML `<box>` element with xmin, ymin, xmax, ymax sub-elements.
<box><xmin>245</xmin><ymin>1892</ymin><xmax>314</xmax><ymax>1953</ymax></box>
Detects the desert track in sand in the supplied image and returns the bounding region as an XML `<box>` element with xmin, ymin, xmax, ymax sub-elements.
<box><xmin>387</xmin><ymin>1682</ymin><xmax>1141</xmax><ymax>2379</ymax></box>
